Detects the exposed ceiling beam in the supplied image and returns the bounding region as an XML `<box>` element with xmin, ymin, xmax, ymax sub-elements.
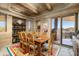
<box><xmin>11</xmin><ymin>4</ymin><xmax>26</xmax><ymax>13</ymax></box>
<box><xmin>35</xmin><ymin>4</ymin><xmax>78</xmax><ymax>19</ymax></box>
<box><xmin>20</xmin><ymin>3</ymin><xmax>38</xmax><ymax>14</ymax></box>
<box><xmin>0</xmin><ymin>7</ymin><xmax>30</xmax><ymax>19</ymax></box>
<box><xmin>46</xmin><ymin>3</ymin><xmax>52</xmax><ymax>10</ymax></box>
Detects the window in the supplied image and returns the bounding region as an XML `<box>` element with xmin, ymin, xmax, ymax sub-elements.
<box><xmin>28</xmin><ymin>20</ymin><xmax>31</xmax><ymax>31</ymax></box>
<box><xmin>0</xmin><ymin>15</ymin><xmax>6</xmax><ymax>32</ymax></box>
<box><xmin>52</xmin><ymin>18</ymin><xmax>55</xmax><ymax>29</ymax></box>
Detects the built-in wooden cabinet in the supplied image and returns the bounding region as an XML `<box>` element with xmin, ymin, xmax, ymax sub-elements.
<box><xmin>12</xmin><ymin>17</ymin><xmax>26</xmax><ymax>43</ymax></box>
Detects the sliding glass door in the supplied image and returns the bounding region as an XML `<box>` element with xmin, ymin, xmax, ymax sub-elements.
<box><xmin>62</xmin><ymin>15</ymin><xmax>75</xmax><ymax>46</ymax></box>
<box><xmin>51</xmin><ymin>14</ymin><xmax>77</xmax><ymax>46</ymax></box>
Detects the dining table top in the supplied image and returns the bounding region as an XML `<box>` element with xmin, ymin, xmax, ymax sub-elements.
<box><xmin>29</xmin><ymin>32</ymin><xmax>49</xmax><ymax>44</ymax></box>
<box><xmin>34</xmin><ymin>36</ymin><xmax>49</xmax><ymax>44</ymax></box>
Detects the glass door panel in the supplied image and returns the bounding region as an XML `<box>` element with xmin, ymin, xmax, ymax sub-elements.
<box><xmin>62</xmin><ymin>15</ymin><xmax>75</xmax><ymax>46</ymax></box>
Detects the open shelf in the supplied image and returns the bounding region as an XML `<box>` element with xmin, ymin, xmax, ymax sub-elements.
<box><xmin>12</xmin><ymin>17</ymin><xmax>26</xmax><ymax>44</ymax></box>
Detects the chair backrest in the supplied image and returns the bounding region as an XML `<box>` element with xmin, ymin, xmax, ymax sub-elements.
<box><xmin>50</xmin><ymin>33</ymin><xmax>56</xmax><ymax>44</ymax></box>
<box><xmin>21</xmin><ymin>32</ymin><xmax>28</xmax><ymax>42</ymax></box>
<box><xmin>48</xmin><ymin>33</ymin><xmax>56</xmax><ymax>55</ymax></box>
<box><xmin>18</xmin><ymin>32</ymin><xmax>23</xmax><ymax>41</ymax></box>
<box><xmin>18</xmin><ymin>31</ymin><xmax>27</xmax><ymax>42</ymax></box>
<box><xmin>27</xmin><ymin>33</ymin><xmax>34</xmax><ymax>45</ymax></box>
<box><xmin>32</xmin><ymin>32</ymin><xmax>36</xmax><ymax>35</ymax></box>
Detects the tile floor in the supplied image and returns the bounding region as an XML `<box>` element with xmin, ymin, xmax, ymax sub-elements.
<box><xmin>58</xmin><ymin>45</ymin><xmax>74</xmax><ymax>56</ymax></box>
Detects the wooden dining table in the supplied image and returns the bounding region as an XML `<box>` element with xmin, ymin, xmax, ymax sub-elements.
<box><xmin>34</xmin><ymin>36</ymin><xmax>49</xmax><ymax>56</ymax></box>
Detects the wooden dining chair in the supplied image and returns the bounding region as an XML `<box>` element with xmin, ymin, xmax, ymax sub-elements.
<box><xmin>48</xmin><ymin>33</ymin><xmax>56</xmax><ymax>56</ymax></box>
<box><xmin>42</xmin><ymin>32</ymin><xmax>56</xmax><ymax>56</ymax></box>
<box><xmin>18</xmin><ymin>32</ymin><xmax>29</xmax><ymax>54</ymax></box>
<box><xmin>21</xmin><ymin>32</ymin><xmax>30</xmax><ymax>54</ymax></box>
<box><xmin>27</xmin><ymin>33</ymin><xmax>37</xmax><ymax>55</ymax></box>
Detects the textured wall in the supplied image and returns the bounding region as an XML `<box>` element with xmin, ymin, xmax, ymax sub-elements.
<box><xmin>35</xmin><ymin>18</ymin><xmax>51</xmax><ymax>38</ymax></box>
<box><xmin>26</xmin><ymin>20</ymin><xmax>36</xmax><ymax>32</ymax></box>
<box><xmin>0</xmin><ymin>15</ymin><xmax>12</xmax><ymax>48</ymax></box>
<box><xmin>26</xmin><ymin>18</ymin><xmax>52</xmax><ymax>38</ymax></box>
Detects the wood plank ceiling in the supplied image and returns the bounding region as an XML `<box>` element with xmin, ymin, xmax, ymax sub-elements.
<box><xmin>19</xmin><ymin>3</ymin><xmax>68</xmax><ymax>17</ymax></box>
<box><xmin>0</xmin><ymin>3</ymin><xmax>68</xmax><ymax>17</ymax></box>
<box><xmin>18</xmin><ymin>3</ymin><xmax>54</xmax><ymax>16</ymax></box>
<box><xmin>0</xmin><ymin>3</ymin><xmax>79</xmax><ymax>19</ymax></box>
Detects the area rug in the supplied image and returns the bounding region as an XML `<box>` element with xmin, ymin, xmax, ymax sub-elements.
<box><xmin>3</xmin><ymin>43</ymin><xmax>60</xmax><ymax>56</ymax></box>
<box><xmin>6</xmin><ymin>43</ymin><xmax>29</xmax><ymax>56</ymax></box>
